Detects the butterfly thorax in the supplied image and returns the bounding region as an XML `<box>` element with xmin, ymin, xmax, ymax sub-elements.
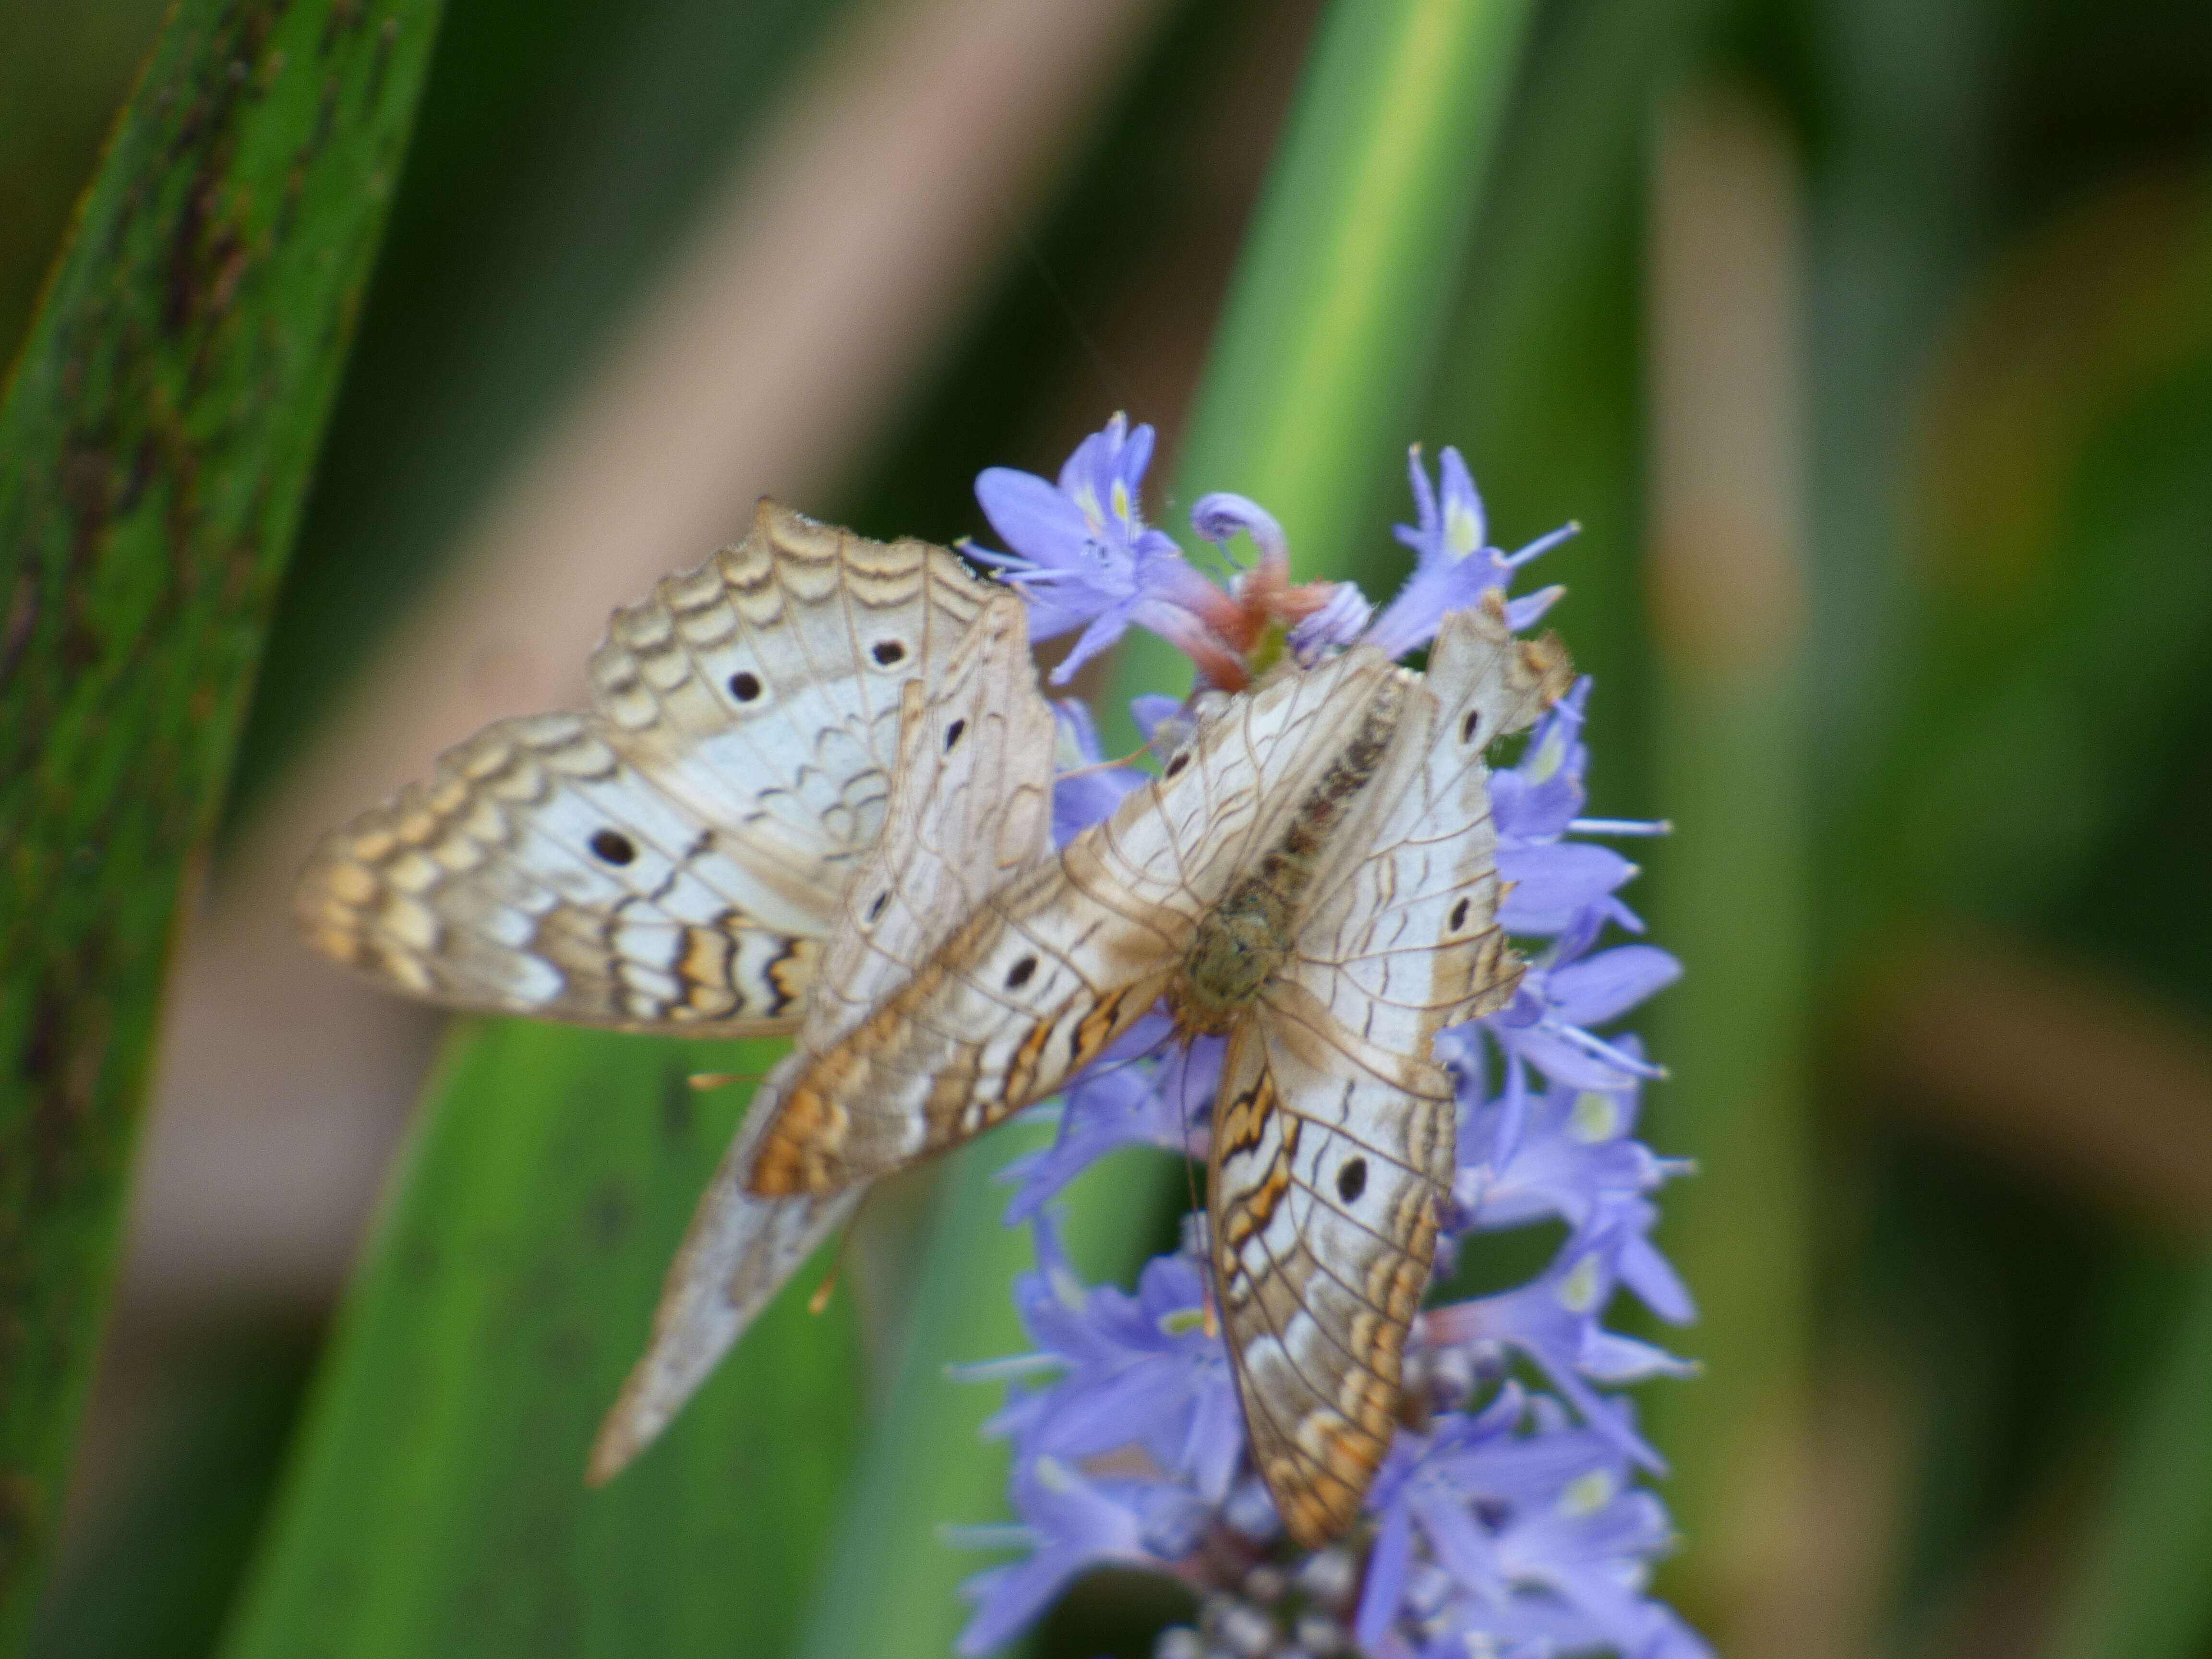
<box><xmin>1176</xmin><ymin>889</ymin><xmax>1293</xmax><ymax>1034</ymax></box>
<box><xmin>1170</xmin><ymin>670</ymin><xmax>1408</xmax><ymax>1038</ymax></box>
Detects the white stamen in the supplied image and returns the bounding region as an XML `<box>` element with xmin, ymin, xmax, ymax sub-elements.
<box><xmin>943</xmin><ymin>1352</ymin><xmax>1064</xmax><ymax>1383</ymax></box>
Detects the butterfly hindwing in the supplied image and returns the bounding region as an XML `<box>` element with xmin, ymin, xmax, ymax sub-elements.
<box><xmin>585</xmin><ymin>1097</ymin><xmax>863</xmax><ymax>1484</ymax></box>
<box><xmin>295</xmin><ymin>503</ymin><xmax>991</xmax><ymax>1034</ymax></box>
<box><xmin>1211</xmin><ymin>1004</ymin><xmax>1457</xmax><ymax>1547</ymax></box>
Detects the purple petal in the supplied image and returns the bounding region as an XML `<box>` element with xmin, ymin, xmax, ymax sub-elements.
<box><xmin>1436</xmin><ymin>446</ymin><xmax>1488</xmax><ymax>555</ymax></box>
<box><xmin>1548</xmin><ymin>946</ymin><xmax>1682</xmax><ymax>1027</ymax></box>
<box><xmin>1498</xmin><ymin>843</ymin><xmax>1637</xmax><ymax>932</ymax></box>
<box><xmin>975</xmin><ymin>467</ymin><xmax>1104</xmax><ymax>573</ymax></box>
<box><xmin>1361</xmin><ymin>564</ymin><xmax>1497</xmax><ymax>661</ymax></box>
<box><xmin>1355</xmin><ymin>1490</ymin><xmax>1417</xmax><ymax>1650</ymax></box>
<box><xmin>1184</xmin><ymin>1373</ymin><xmax>1246</xmax><ymax>1502</ymax></box>
<box><xmin>1121</xmin><ymin>698</ymin><xmax>1180</xmax><ymax>749</ymax></box>
<box><xmin>1289</xmin><ymin>582</ymin><xmax>1374</xmax><ymax>663</ymax></box>
<box><xmin>1046</xmin><ymin>605</ymin><xmax>1137</xmax><ymax>685</ymax></box>
<box><xmin>1506</xmin><ymin>584</ymin><xmax>1567</xmax><ymax>630</ymax></box>
<box><xmin>1190</xmin><ymin>491</ymin><xmax>1287</xmax><ymax>566</ymax></box>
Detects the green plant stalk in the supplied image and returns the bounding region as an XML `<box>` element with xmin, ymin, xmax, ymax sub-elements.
<box><xmin>219</xmin><ymin>1023</ymin><xmax>863</xmax><ymax>1659</ymax></box>
<box><xmin>1640</xmin><ymin>662</ymin><xmax>1814</xmax><ymax>1629</ymax></box>
<box><xmin>797</xmin><ymin>3</ymin><xmax>1542</xmax><ymax>1656</ymax></box>
<box><xmin>0</xmin><ymin>0</ymin><xmax>440</xmax><ymax>1639</ymax></box>
<box><xmin>2044</xmin><ymin>1254</ymin><xmax>2212</xmax><ymax>1659</ymax></box>
<box><xmin>793</xmin><ymin>1118</ymin><xmax>1057</xmax><ymax>1659</ymax></box>
<box><xmin>1104</xmin><ymin>0</ymin><xmax>1538</xmax><ymax>734</ymax></box>
<box><xmin>1426</xmin><ymin>0</ymin><xmax>1731</xmax><ymax>804</ymax></box>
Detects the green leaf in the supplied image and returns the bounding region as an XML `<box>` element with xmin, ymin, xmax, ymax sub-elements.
<box><xmin>1170</xmin><ymin>0</ymin><xmax>1538</xmax><ymax>557</ymax></box>
<box><xmin>1103</xmin><ymin>0</ymin><xmax>1539</xmax><ymax>737</ymax></box>
<box><xmin>0</xmin><ymin>0</ymin><xmax>441</xmax><ymax>1639</ymax></box>
<box><xmin>219</xmin><ymin>1022</ymin><xmax>862</xmax><ymax>1658</ymax></box>
<box><xmin>793</xmin><ymin>1118</ymin><xmax>1062</xmax><ymax>1659</ymax></box>
<box><xmin>2044</xmin><ymin>1254</ymin><xmax>2212</xmax><ymax>1659</ymax></box>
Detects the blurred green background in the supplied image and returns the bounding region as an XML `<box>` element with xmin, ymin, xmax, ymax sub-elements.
<box><xmin>5</xmin><ymin>0</ymin><xmax>2212</xmax><ymax>1656</ymax></box>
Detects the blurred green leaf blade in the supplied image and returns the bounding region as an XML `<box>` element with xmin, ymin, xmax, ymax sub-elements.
<box><xmin>2046</xmin><ymin>1254</ymin><xmax>2212</xmax><ymax>1659</ymax></box>
<box><xmin>1105</xmin><ymin>0</ymin><xmax>1538</xmax><ymax>737</ymax></box>
<box><xmin>220</xmin><ymin>1022</ymin><xmax>863</xmax><ymax>1658</ymax></box>
<box><xmin>0</xmin><ymin>0</ymin><xmax>442</xmax><ymax>1638</ymax></box>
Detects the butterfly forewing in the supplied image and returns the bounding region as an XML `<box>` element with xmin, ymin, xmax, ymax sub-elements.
<box><xmin>295</xmin><ymin>502</ymin><xmax>991</xmax><ymax>1035</ymax></box>
<box><xmin>593</xmin><ymin>593</ymin><xmax>1055</xmax><ymax>1478</ymax></box>
<box><xmin>745</xmin><ymin>646</ymin><xmax>1413</xmax><ymax>1198</ymax></box>
<box><xmin>1067</xmin><ymin>650</ymin><xmax>1402</xmax><ymax>931</ymax></box>
<box><xmin>1291</xmin><ymin>595</ymin><xmax>1575</xmax><ymax>1047</ymax></box>
<box><xmin>745</xmin><ymin>594</ymin><xmax>1084</xmax><ymax>1190</ymax></box>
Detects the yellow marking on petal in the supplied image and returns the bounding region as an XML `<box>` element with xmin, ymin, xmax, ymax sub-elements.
<box><xmin>1561</xmin><ymin>1467</ymin><xmax>1616</xmax><ymax>1516</ymax></box>
<box><xmin>1111</xmin><ymin>479</ymin><xmax>1132</xmax><ymax>527</ymax></box>
<box><xmin>1157</xmin><ymin>1306</ymin><xmax>1209</xmax><ymax>1337</ymax></box>
<box><xmin>1559</xmin><ymin>1252</ymin><xmax>1603</xmax><ymax>1313</ymax></box>
<box><xmin>1048</xmin><ymin>1260</ymin><xmax>1088</xmax><ymax>1311</ymax></box>
<box><xmin>1528</xmin><ymin>726</ymin><xmax>1567</xmax><ymax>782</ymax></box>
<box><xmin>1570</xmin><ymin>1090</ymin><xmax>1623</xmax><ymax>1143</ymax></box>
<box><xmin>1034</xmin><ymin>1455</ymin><xmax>1082</xmax><ymax>1495</ymax></box>
<box><xmin>1446</xmin><ymin>500</ymin><xmax>1482</xmax><ymax>559</ymax></box>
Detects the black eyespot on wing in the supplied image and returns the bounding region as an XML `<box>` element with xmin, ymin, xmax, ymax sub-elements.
<box><xmin>1164</xmin><ymin>751</ymin><xmax>1191</xmax><ymax>779</ymax></box>
<box><xmin>1336</xmin><ymin>1157</ymin><xmax>1368</xmax><ymax>1203</ymax></box>
<box><xmin>1449</xmin><ymin>897</ymin><xmax>1470</xmax><ymax>931</ymax></box>
<box><xmin>1005</xmin><ymin>955</ymin><xmax>1037</xmax><ymax>990</ymax></box>
<box><xmin>730</xmin><ymin>671</ymin><xmax>763</xmax><ymax>703</ymax></box>
<box><xmin>944</xmin><ymin>717</ymin><xmax>967</xmax><ymax>752</ymax></box>
<box><xmin>590</xmin><ymin>830</ymin><xmax>637</xmax><ymax>866</ymax></box>
<box><xmin>871</xmin><ymin>639</ymin><xmax>907</xmax><ymax>666</ymax></box>
<box><xmin>866</xmin><ymin>890</ymin><xmax>890</xmax><ymax>922</ymax></box>
<box><xmin>1460</xmin><ymin>709</ymin><xmax>1481</xmax><ymax>744</ymax></box>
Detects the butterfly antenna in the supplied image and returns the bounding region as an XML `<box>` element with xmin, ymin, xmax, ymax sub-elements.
<box><xmin>1053</xmin><ymin>743</ymin><xmax>1153</xmax><ymax>783</ymax></box>
<box><xmin>1164</xmin><ymin>1043</ymin><xmax>1215</xmax><ymax>1340</ymax></box>
<box><xmin>988</xmin><ymin>188</ymin><xmax>1136</xmax><ymax>414</ymax></box>
<box><xmin>807</xmin><ymin>1184</ymin><xmax>876</xmax><ymax>1314</ymax></box>
<box><xmin>687</xmin><ymin>1070</ymin><xmax>767</xmax><ymax>1090</ymax></box>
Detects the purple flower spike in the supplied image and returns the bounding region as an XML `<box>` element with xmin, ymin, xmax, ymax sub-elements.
<box><xmin>972</xmin><ymin>415</ymin><xmax>1249</xmax><ymax>687</ymax></box>
<box><xmin>951</xmin><ymin>426</ymin><xmax>1708</xmax><ymax>1659</ymax></box>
